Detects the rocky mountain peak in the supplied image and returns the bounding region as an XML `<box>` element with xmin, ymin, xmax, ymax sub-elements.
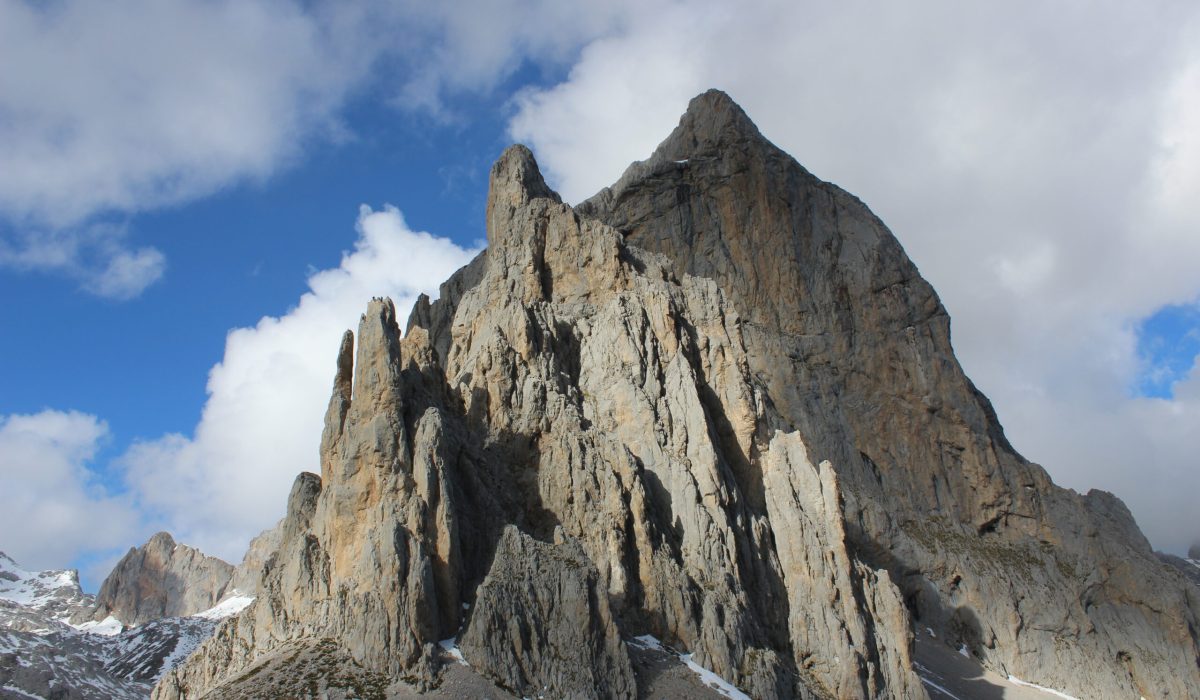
<box><xmin>146</xmin><ymin>531</ymin><xmax>176</xmax><ymax>550</ymax></box>
<box><xmin>0</xmin><ymin>551</ymin><xmax>93</xmax><ymax>629</ymax></box>
<box><xmin>155</xmin><ymin>90</ymin><xmax>1200</xmax><ymax>700</ymax></box>
<box><xmin>659</xmin><ymin>88</ymin><xmax>764</xmax><ymax>157</ymax></box>
<box><xmin>486</xmin><ymin>144</ymin><xmax>560</xmax><ymax>248</ymax></box>
<box><xmin>88</xmin><ymin>532</ymin><xmax>235</xmax><ymax>626</ymax></box>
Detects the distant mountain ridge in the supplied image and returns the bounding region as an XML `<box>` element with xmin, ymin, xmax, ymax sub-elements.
<box><xmin>0</xmin><ymin>536</ymin><xmax>255</xmax><ymax>699</ymax></box>
<box><xmin>82</xmin><ymin>531</ymin><xmax>236</xmax><ymax>627</ymax></box>
<box><xmin>1</xmin><ymin>550</ymin><xmax>95</xmax><ymax>632</ymax></box>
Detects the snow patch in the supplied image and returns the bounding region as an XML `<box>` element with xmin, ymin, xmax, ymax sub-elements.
<box><xmin>628</xmin><ymin>635</ymin><xmax>750</xmax><ymax>700</ymax></box>
<box><xmin>70</xmin><ymin>616</ymin><xmax>123</xmax><ymax>636</ymax></box>
<box><xmin>957</xmin><ymin>643</ymin><xmax>970</xmax><ymax>658</ymax></box>
<box><xmin>156</xmin><ymin>623</ymin><xmax>213</xmax><ymax>680</ymax></box>
<box><xmin>2</xmin><ymin>685</ymin><xmax>47</xmax><ymax>699</ymax></box>
<box><xmin>438</xmin><ymin>637</ymin><xmax>468</xmax><ymax>666</ymax></box>
<box><xmin>1007</xmin><ymin>675</ymin><xmax>1081</xmax><ymax>699</ymax></box>
<box><xmin>680</xmin><ymin>653</ymin><xmax>751</xmax><ymax>700</ymax></box>
<box><xmin>629</xmin><ymin>634</ymin><xmax>665</xmax><ymax>652</ymax></box>
<box><xmin>194</xmin><ymin>594</ymin><xmax>254</xmax><ymax>620</ymax></box>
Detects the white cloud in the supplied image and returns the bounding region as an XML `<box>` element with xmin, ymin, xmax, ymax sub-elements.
<box><xmin>0</xmin><ymin>0</ymin><xmax>363</xmax><ymax>228</ymax></box>
<box><xmin>0</xmin><ymin>0</ymin><xmax>642</xmax><ymax>228</ymax></box>
<box><xmin>509</xmin><ymin>1</ymin><xmax>1200</xmax><ymax>552</ymax></box>
<box><xmin>0</xmin><ymin>0</ymin><xmax>631</xmax><ymax>297</ymax></box>
<box><xmin>120</xmin><ymin>205</ymin><xmax>478</xmax><ymax>561</ymax></box>
<box><xmin>0</xmin><ymin>0</ymin><xmax>380</xmax><ymax>298</ymax></box>
<box><xmin>0</xmin><ymin>410</ymin><xmax>138</xmax><ymax>571</ymax></box>
<box><xmin>384</xmin><ymin>1</ymin><xmax>634</xmax><ymax>116</ymax></box>
<box><xmin>84</xmin><ymin>247</ymin><xmax>166</xmax><ymax>300</ymax></box>
<box><xmin>0</xmin><ymin>224</ymin><xmax>166</xmax><ymax>299</ymax></box>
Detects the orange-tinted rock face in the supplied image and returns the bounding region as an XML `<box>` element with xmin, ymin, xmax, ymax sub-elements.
<box><xmin>91</xmin><ymin>531</ymin><xmax>233</xmax><ymax>626</ymax></box>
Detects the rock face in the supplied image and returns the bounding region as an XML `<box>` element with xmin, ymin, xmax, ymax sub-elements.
<box><xmin>90</xmin><ymin>532</ymin><xmax>235</xmax><ymax>626</ymax></box>
<box><xmin>157</xmin><ymin>91</ymin><xmax>1199</xmax><ymax>699</ymax></box>
<box><xmin>230</xmin><ymin>521</ymin><xmax>282</xmax><ymax>595</ymax></box>
<box><xmin>459</xmin><ymin>525</ymin><xmax>635</xmax><ymax>699</ymax></box>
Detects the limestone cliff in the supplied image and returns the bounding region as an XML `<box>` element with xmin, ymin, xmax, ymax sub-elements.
<box><xmin>88</xmin><ymin>532</ymin><xmax>234</xmax><ymax>626</ymax></box>
<box><xmin>155</xmin><ymin>91</ymin><xmax>1199</xmax><ymax>699</ymax></box>
<box><xmin>230</xmin><ymin>521</ymin><xmax>282</xmax><ymax>595</ymax></box>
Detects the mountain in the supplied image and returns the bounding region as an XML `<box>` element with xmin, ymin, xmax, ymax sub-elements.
<box><xmin>156</xmin><ymin>91</ymin><xmax>1198</xmax><ymax>699</ymax></box>
<box><xmin>1</xmin><ymin>550</ymin><xmax>95</xmax><ymax>633</ymax></box>
<box><xmin>1</xmin><ymin>541</ymin><xmax>252</xmax><ymax>700</ymax></box>
<box><xmin>83</xmin><ymin>532</ymin><xmax>236</xmax><ymax>627</ymax></box>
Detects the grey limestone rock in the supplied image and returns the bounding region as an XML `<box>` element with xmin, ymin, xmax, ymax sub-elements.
<box><xmin>459</xmin><ymin>525</ymin><xmax>635</xmax><ymax>700</ymax></box>
<box><xmin>230</xmin><ymin>520</ymin><xmax>283</xmax><ymax>595</ymax></box>
<box><xmin>583</xmin><ymin>88</ymin><xmax>1200</xmax><ymax>699</ymax></box>
<box><xmin>88</xmin><ymin>532</ymin><xmax>234</xmax><ymax>626</ymax></box>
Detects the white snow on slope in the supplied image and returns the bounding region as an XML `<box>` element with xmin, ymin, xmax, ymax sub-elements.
<box><xmin>1008</xmin><ymin>675</ymin><xmax>1081</xmax><ymax>700</ymax></box>
<box><xmin>195</xmin><ymin>593</ymin><xmax>254</xmax><ymax>620</ymax></box>
<box><xmin>628</xmin><ymin>634</ymin><xmax>750</xmax><ymax>700</ymax></box>
<box><xmin>2</xmin><ymin>684</ymin><xmax>47</xmax><ymax>699</ymax></box>
<box><xmin>438</xmin><ymin>636</ymin><xmax>469</xmax><ymax>666</ymax></box>
<box><xmin>68</xmin><ymin>615</ymin><xmax>123</xmax><ymax>636</ymax></box>
<box><xmin>154</xmin><ymin>620</ymin><xmax>217</xmax><ymax>681</ymax></box>
<box><xmin>0</xmin><ymin>551</ymin><xmax>87</xmax><ymax>611</ymax></box>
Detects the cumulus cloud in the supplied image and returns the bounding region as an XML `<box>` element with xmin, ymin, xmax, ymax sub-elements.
<box><xmin>0</xmin><ymin>0</ymin><xmax>632</xmax><ymax>298</ymax></box>
<box><xmin>0</xmin><ymin>0</ymin><xmax>369</xmax><ymax>228</ymax></box>
<box><xmin>0</xmin><ymin>410</ymin><xmax>138</xmax><ymax>571</ymax></box>
<box><xmin>0</xmin><ymin>224</ymin><xmax>166</xmax><ymax>299</ymax></box>
<box><xmin>0</xmin><ymin>0</ymin><xmax>372</xmax><ymax>298</ymax></box>
<box><xmin>119</xmin><ymin>206</ymin><xmax>478</xmax><ymax>560</ymax></box>
<box><xmin>509</xmin><ymin>0</ymin><xmax>1200</xmax><ymax>551</ymax></box>
<box><xmin>383</xmin><ymin>1</ymin><xmax>634</xmax><ymax>116</ymax></box>
<box><xmin>84</xmin><ymin>247</ymin><xmax>167</xmax><ymax>300</ymax></box>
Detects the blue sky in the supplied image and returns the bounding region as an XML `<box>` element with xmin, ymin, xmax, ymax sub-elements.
<box><xmin>1</xmin><ymin>82</ymin><xmax>511</xmax><ymax>447</ymax></box>
<box><xmin>1137</xmin><ymin>303</ymin><xmax>1200</xmax><ymax>398</ymax></box>
<box><xmin>2</xmin><ymin>0</ymin><xmax>1199</xmax><ymax>588</ymax></box>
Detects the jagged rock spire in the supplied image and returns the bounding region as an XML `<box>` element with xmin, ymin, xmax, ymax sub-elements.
<box><xmin>659</xmin><ymin>88</ymin><xmax>765</xmax><ymax>155</ymax></box>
